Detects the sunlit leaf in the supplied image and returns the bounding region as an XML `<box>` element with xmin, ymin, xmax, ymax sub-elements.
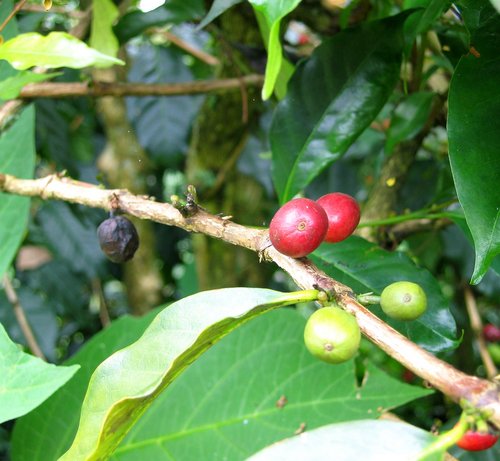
<box><xmin>0</xmin><ymin>32</ymin><xmax>124</xmax><ymax>70</ymax></box>
<box><xmin>249</xmin><ymin>0</ymin><xmax>301</xmax><ymax>100</ymax></box>
<box><xmin>0</xmin><ymin>323</ymin><xmax>79</xmax><ymax>424</ymax></box>
<box><xmin>58</xmin><ymin>288</ymin><xmax>316</xmax><ymax>461</ymax></box>
<box><xmin>90</xmin><ymin>0</ymin><xmax>120</xmax><ymax>58</ymax></box>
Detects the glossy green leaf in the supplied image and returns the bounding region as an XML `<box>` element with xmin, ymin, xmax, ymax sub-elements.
<box><xmin>115</xmin><ymin>0</ymin><xmax>205</xmax><ymax>43</ymax></box>
<box><xmin>0</xmin><ymin>32</ymin><xmax>124</xmax><ymax>70</ymax></box>
<box><xmin>448</xmin><ymin>1</ymin><xmax>500</xmax><ymax>283</ymax></box>
<box><xmin>58</xmin><ymin>288</ymin><xmax>317</xmax><ymax>461</ymax></box>
<box><xmin>310</xmin><ymin>237</ymin><xmax>459</xmax><ymax>353</ymax></box>
<box><xmin>197</xmin><ymin>0</ymin><xmax>243</xmax><ymax>29</ymax></box>
<box><xmin>90</xmin><ymin>0</ymin><xmax>119</xmax><ymax>58</ymax></box>
<box><xmin>0</xmin><ymin>106</ymin><xmax>35</xmax><ymax>279</ymax></box>
<box><xmin>0</xmin><ymin>71</ymin><xmax>59</xmax><ymax>100</ymax></box>
<box><xmin>0</xmin><ymin>323</ymin><xmax>79</xmax><ymax>424</ymax></box>
<box><xmin>111</xmin><ymin>309</ymin><xmax>431</xmax><ymax>460</ymax></box>
<box><xmin>271</xmin><ymin>12</ymin><xmax>411</xmax><ymax>203</ymax></box>
<box><xmin>247</xmin><ymin>419</ymin><xmax>440</xmax><ymax>461</ymax></box>
<box><xmin>491</xmin><ymin>0</ymin><xmax>500</xmax><ymax>13</ymax></box>
<box><xmin>385</xmin><ymin>91</ymin><xmax>435</xmax><ymax>153</ymax></box>
<box><xmin>11</xmin><ymin>310</ymin><xmax>159</xmax><ymax>461</ymax></box>
<box><xmin>12</xmin><ymin>306</ymin><xmax>431</xmax><ymax>460</ymax></box>
<box><xmin>249</xmin><ymin>0</ymin><xmax>301</xmax><ymax>100</ymax></box>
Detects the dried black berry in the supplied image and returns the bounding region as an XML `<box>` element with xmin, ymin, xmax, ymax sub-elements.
<box><xmin>97</xmin><ymin>216</ymin><xmax>139</xmax><ymax>263</ymax></box>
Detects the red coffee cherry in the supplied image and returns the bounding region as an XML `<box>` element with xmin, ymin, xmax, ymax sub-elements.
<box><xmin>269</xmin><ymin>198</ymin><xmax>328</xmax><ymax>258</ymax></box>
<box><xmin>97</xmin><ymin>215</ymin><xmax>139</xmax><ymax>263</ymax></box>
<box><xmin>316</xmin><ymin>192</ymin><xmax>360</xmax><ymax>243</ymax></box>
<box><xmin>457</xmin><ymin>430</ymin><xmax>499</xmax><ymax>451</ymax></box>
<box><xmin>483</xmin><ymin>324</ymin><xmax>500</xmax><ymax>342</ymax></box>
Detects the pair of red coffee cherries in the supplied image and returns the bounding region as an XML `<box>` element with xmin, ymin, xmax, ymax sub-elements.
<box><xmin>269</xmin><ymin>193</ymin><xmax>360</xmax><ymax>258</ymax></box>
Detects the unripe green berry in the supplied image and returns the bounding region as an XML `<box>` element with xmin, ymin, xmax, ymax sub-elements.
<box><xmin>304</xmin><ymin>306</ymin><xmax>361</xmax><ymax>364</ymax></box>
<box><xmin>380</xmin><ymin>281</ymin><xmax>427</xmax><ymax>321</ymax></box>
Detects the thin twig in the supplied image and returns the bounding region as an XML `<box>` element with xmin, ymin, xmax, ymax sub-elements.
<box><xmin>21</xmin><ymin>4</ymin><xmax>87</xmax><ymax>17</ymax></box>
<box><xmin>0</xmin><ymin>0</ymin><xmax>28</xmax><ymax>35</ymax></box>
<box><xmin>1</xmin><ymin>172</ymin><xmax>500</xmax><ymax>427</ymax></box>
<box><xmin>464</xmin><ymin>285</ymin><xmax>498</xmax><ymax>380</ymax></box>
<box><xmin>204</xmin><ymin>131</ymin><xmax>249</xmax><ymax>199</ymax></box>
<box><xmin>92</xmin><ymin>278</ymin><xmax>111</xmax><ymax>328</ymax></box>
<box><xmin>2</xmin><ymin>274</ymin><xmax>46</xmax><ymax>360</ymax></box>
<box><xmin>148</xmin><ymin>28</ymin><xmax>219</xmax><ymax>67</ymax></box>
<box><xmin>18</xmin><ymin>75</ymin><xmax>264</xmax><ymax>98</ymax></box>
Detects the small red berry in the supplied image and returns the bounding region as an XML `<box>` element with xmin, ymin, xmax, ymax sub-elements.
<box><xmin>316</xmin><ymin>192</ymin><xmax>360</xmax><ymax>243</ymax></box>
<box><xmin>483</xmin><ymin>324</ymin><xmax>500</xmax><ymax>342</ymax></box>
<box><xmin>457</xmin><ymin>430</ymin><xmax>499</xmax><ymax>451</ymax></box>
<box><xmin>269</xmin><ymin>198</ymin><xmax>328</xmax><ymax>258</ymax></box>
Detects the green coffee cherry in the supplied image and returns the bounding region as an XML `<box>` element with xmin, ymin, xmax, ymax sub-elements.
<box><xmin>304</xmin><ymin>306</ymin><xmax>361</xmax><ymax>364</ymax></box>
<box><xmin>380</xmin><ymin>281</ymin><xmax>427</xmax><ymax>321</ymax></box>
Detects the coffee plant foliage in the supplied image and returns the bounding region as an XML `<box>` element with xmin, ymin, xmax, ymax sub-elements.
<box><xmin>0</xmin><ymin>0</ymin><xmax>499</xmax><ymax>460</ymax></box>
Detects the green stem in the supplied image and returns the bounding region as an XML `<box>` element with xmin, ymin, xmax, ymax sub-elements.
<box><xmin>415</xmin><ymin>415</ymin><xmax>468</xmax><ymax>461</ymax></box>
<box><xmin>273</xmin><ymin>289</ymin><xmax>319</xmax><ymax>306</ymax></box>
<box><xmin>359</xmin><ymin>210</ymin><xmax>462</xmax><ymax>228</ymax></box>
<box><xmin>357</xmin><ymin>293</ymin><xmax>381</xmax><ymax>305</ymax></box>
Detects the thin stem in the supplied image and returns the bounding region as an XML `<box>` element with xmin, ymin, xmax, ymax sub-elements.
<box><xmin>464</xmin><ymin>286</ymin><xmax>498</xmax><ymax>380</ymax></box>
<box><xmin>358</xmin><ymin>210</ymin><xmax>461</xmax><ymax>228</ymax></box>
<box><xmin>415</xmin><ymin>415</ymin><xmax>468</xmax><ymax>461</ymax></box>
<box><xmin>149</xmin><ymin>28</ymin><xmax>219</xmax><ymax>67</ymax></box>
<box><xmin>0</xmin><ymin>0</ymin><xmax>28</xmax><ymax>35</ymax></box>
<box><xmin>3</xmin><ymin>274</ymin><xmax>46</xmax><ymax>360</ymax></box>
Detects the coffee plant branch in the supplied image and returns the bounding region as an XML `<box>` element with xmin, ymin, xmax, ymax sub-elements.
<box><xmin>17</xmin><ymin>75</ymin><xmax>264</xmax><ymax>99</ymax></box>
<box><xmin>1</xmin><ymin>172</ymin><xmax>499</xmax><ymax>427</ymax></box>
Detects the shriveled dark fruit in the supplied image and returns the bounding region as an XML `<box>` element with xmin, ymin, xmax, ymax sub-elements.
<box><xmin>457</xmin><ymin>430</ymin><xmax>499</xmax><ymax>451</ymax></box>
<box><xmin>303</xmin><ymin>306</ymin><xmax>361</xmax><ymax>364</ymax></box>
<box><xmin>316</xmin><ymin>192</ymin><xmax>360</xmax><ymax>243</ymax></box>
<box><xmin>97</xmin><ymin>216</ymin><xmax>139</xmax><ymax>263</ymax></box>
<box><xmin>380</xmin><ymin>281</ymin><xmax>427</xmax><ymax>321</ymax></box>
<box><xmin>483</xmin><ymin>324</ymin><xmax>500</xmax><ymax>342</ymax></box>
<box><xmin>269</xmin><ymin>198</ymin><xmax>328</xmax><ymax>258</ymax></box>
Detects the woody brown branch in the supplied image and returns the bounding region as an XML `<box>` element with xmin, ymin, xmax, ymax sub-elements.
<box><xmin>1</xmin><ymin>172</ymin><xmax>499</xmax><ymax>427</ymax></box>
<box><xmin>18</xmin><ymin>75</ymin><xmax>264</xmax><ymax>98</ymax></box>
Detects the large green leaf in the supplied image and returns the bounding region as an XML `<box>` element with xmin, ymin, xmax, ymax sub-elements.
<box><xmin>0</xmin><ymin>106</ymin><xmax>35</xmax><ymax>279</ymax></box>
<box><xmin>0</xmin><ymin>323</ymin><xmax>79</xmax><ymax>424</ymax></box>
<box><xmin>11</xmin><ymin>310</ymin><xmax>159</xmax><ymax>461</ymax></box>
<box><xmin>271</xmin><ymin>12</ymin><xmax>411</xmax><ymax>203</ymax></box>
<box><xmin>249</xmin><ymin>0</ymin><xmax>301</xmax><ymax>100</ymax></box>
<box><xmin>111</xmin><ymin>309</ymin><xmax>431</xmax><ymax>460</ymax></box>
<box><xmin>90</xmin><ymin>0</ymin><xmax>120</xmax><ymax>58</ymax></box>
<box><xmin>310</xmin><ymin>237</ymin><xmax>459</xmax><ymax>353</ymax></box>
<box><xmin>58</xmin><ymin>288</ymin><xmax>317</xmax><ymax>461</ymax></box>
<box><xmin>0</xmin><ymin>32</ymin><xmax>124</xmax><ymax>70</ymax></box>
<box><xmin>12</xmin><ymin>307</ymin><xmax>431</xmax><ymax>460</ymax></box>
<box><xmin>447</xmin><ymin>0</ymin><xmax>500</xmax><ymax>283</ymax></box>
<box><xmin>0</xmin><ymin>71</ymin><xmax>59</xmax><ymax>101</ymax></box>
<box><xmin>247</xmin><ymin>419</ymin><xmax>441</xmax><ymax>461</ymax></box>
